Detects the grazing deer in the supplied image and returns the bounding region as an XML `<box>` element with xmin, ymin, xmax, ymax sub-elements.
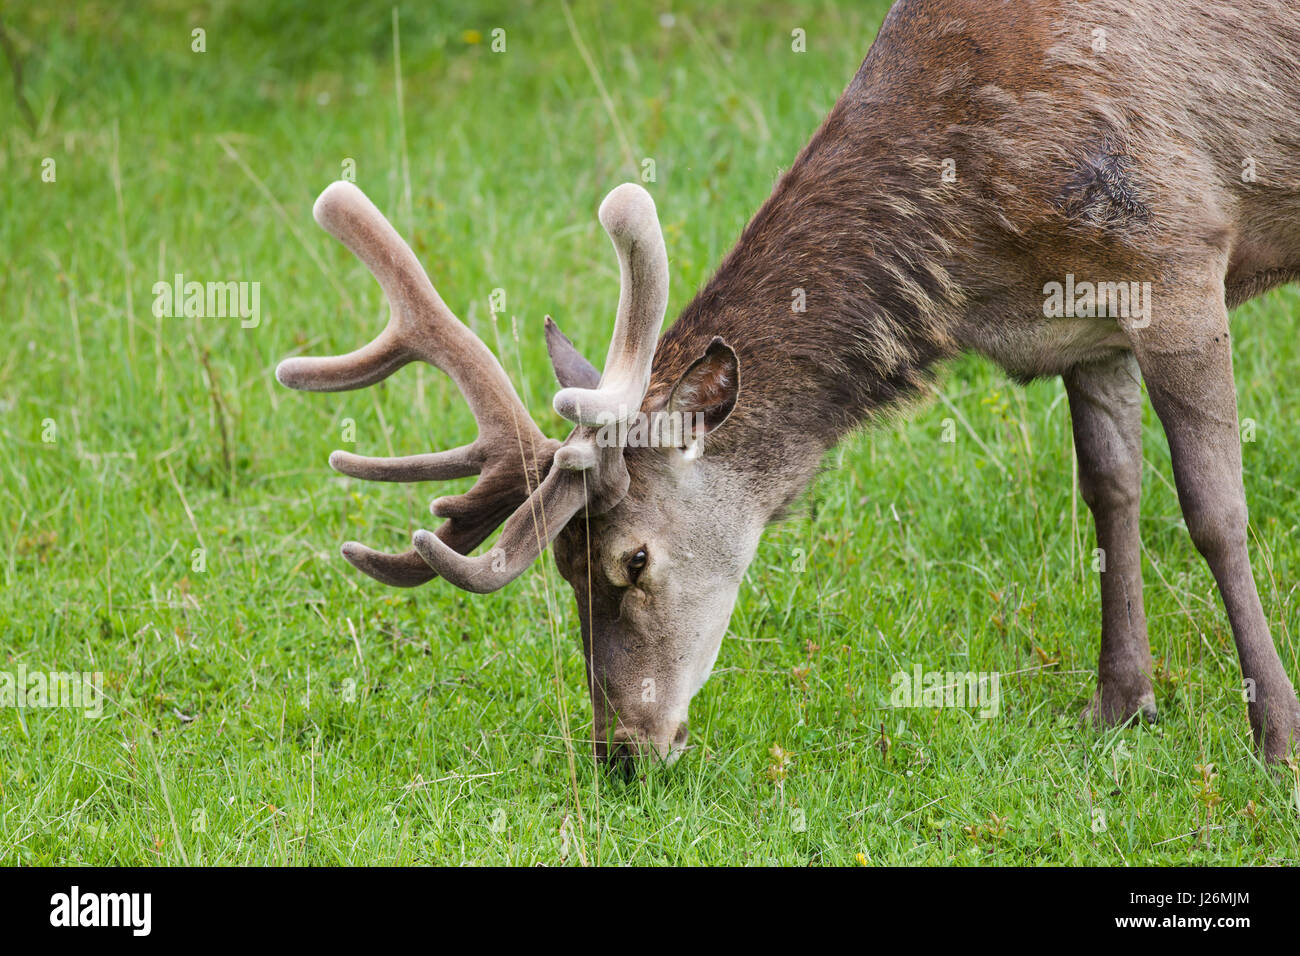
<box><xmin>278</xmin><ymin>0</ymin><xmax>1300</xmax><ymax>768</ymax></box>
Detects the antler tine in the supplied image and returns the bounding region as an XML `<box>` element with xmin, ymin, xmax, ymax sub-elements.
<box><xmin>411</xmin><ymin>442</ymin><xmax>600</xmax><ymax>592</ymax></box>
<box><xmin>275</xmin><ymin>182</ymin><xmax>560</xmax><ymax>587</ymax></box>
<box><xmin>337</xmin><ymin>545</ymin><xmax>442</xmax><ymax>588</ymax></box>
<box><xmin>328</xmin><ymin>449</ymin><xmax>478</xmax><ymax>483</ymax></box>
<box><xmin>339</xmin><ymin>484</ymin><xmax>530</xmax><ymax>588</ymax></box>
<box><xmin>552</xmin><ymin>184</ymin><xmax>669</xmax><ymax>427</ymax></box>
<box><xmin>276</xmin><ymin>183</ymin><xmax>545</xmax><ymax>457</ymax></box>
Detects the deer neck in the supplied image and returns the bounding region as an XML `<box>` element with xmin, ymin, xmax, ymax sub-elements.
<box><xmin>648</xmin><ymin>104</ymin><xmax>966</xmax><ymax>516</ymax></box>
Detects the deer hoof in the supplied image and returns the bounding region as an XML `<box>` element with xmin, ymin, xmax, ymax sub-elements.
<box><xmin>1255</xmin><ymin>694</ymin><xmax>1300</xmax><ymax>765</ymax></box>
<box><xmin>1081</xmin><ymin>683</ymin><xmax>1158</xmax><ymax>729</ymax></box>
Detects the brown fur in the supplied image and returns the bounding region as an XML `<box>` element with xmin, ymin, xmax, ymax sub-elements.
<box><xmin>652</xmin><ymin>0</ymin><xmax>1300</xmax><ymax>410</ymax></box>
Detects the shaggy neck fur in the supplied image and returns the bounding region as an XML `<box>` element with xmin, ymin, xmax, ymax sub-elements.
<box><xmin>646</xmin><ymin>79</ymin><xmax>970</xmax><ymax>500</ymax></box>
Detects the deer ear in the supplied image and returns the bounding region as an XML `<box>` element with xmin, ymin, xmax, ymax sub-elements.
<box><xmin>545</xmin><ymin>316</ymin><xmax>601</xmax><ymax>390</ymax></box>
<box><xmin>664</xmin><ymin>337</ymin><xmax>740</xmax><ymax>443</ymax></box>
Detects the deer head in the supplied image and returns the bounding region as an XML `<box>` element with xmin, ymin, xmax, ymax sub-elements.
<box><xmin>276</xmin><ymin>181</ymin><xmax>747</xmax><ymax>770</ymax></box>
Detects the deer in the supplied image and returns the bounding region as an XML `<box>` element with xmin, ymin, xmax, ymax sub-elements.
<box><xmin>276</xmin><ymin>0</ymin><xmax>1300</xmax><ymax>771</ymax></box>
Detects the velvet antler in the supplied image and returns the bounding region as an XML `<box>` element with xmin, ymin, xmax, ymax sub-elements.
<box><xmin>277</xmin><ymin>181</ymin><xmax>669</xmax><ymax>592</ymax></box>
<box><xmin>276</xmin><ymin>182</ymin><xmax>559</xmax><ymax>587</ymax></box>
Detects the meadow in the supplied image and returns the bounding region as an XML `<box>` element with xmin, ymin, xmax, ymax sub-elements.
<box><xmin>2</xmin><ymin>0</ymin><xmax>1298</xmax><ymax>865</ymax></box>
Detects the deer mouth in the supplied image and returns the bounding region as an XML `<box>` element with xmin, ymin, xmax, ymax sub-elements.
<box><xmin>601</xmin><ymin>721</ymin><xmax>690</xmax><ymax>777</ymax></box>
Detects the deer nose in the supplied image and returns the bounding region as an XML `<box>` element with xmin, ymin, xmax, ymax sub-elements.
<box><xmin>602</xmin><ymin>723</ymin><xmax>689</xmax><ymax>774</ymax></box>
<box><xmin>606</xmin><ymin>727</ymin><xmax>648</xmax><ymax>766</ymax></box>
<box><xmin>605</xmin><ymin>732</ymin><xmax>639</xmax><ymax>779</ymax></box>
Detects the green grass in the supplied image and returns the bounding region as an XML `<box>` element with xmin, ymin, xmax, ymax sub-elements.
<box><xmin>2</xmin><ymin>0</ymin><xmax>1299</xmax><ymax>866</ymax></box>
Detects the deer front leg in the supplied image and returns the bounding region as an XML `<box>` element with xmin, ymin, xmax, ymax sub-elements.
<box><xmin>1065</xmin><ymin>352</ymin><xmax>1157</xmax><ymax>727</ymax></box>
<box><xmin>1134</xmin><ymin>300</ymin><xmax>1300</xmax><ymax>762</ymax></box>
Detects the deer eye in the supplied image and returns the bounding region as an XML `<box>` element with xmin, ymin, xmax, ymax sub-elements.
<box><xmin>626</xmin><ymin>548</ymin><xmax>648</xmax><ymax>584</ymax></box>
